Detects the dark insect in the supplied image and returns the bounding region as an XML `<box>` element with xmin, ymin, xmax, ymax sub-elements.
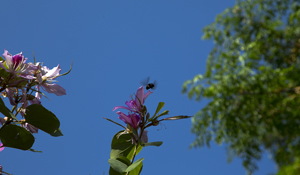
<box><xmin>146</xmin><ymin>83</ymin><xmax>155</xmax><ymax>90</ymax></box>
<box><xmin>140</xmin><ymin>77</ymin><xmax>157</xmax><ymax>90</ymax></box>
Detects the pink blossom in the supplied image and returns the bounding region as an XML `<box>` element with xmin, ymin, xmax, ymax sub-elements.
<box><xmin>116</xmin><ymin>111</ymin><xmax>141</xmax><ymax>129</ymax></box>
<box><xmin>35</xmin><ymin>64</ymin><xmax>66</xmax><ymax>97</ymax></box>
<box><xmin>0</xmin><ymin>50</ymin><xmax>37</xmax><ymax>79</ymax></box>
<box><xmin>113</xmin><ymin>86</ymin><xmax>152</xmax><ymax>113</ymax></box>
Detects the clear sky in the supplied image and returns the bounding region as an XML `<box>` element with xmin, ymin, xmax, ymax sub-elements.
<box><xmin>1</xmin><ymin>1</ymin><xmax>276</xmax><ymax>175</ymax></box>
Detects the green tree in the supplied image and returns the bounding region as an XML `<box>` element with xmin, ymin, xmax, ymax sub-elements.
<box><xmin>182</xmin><ymin>0</ymin><xmax>300</xmax><ymax>173</ymax></box>
<box><xmin>277</xmin><ymin>158</ymin><xmax>300</xmax><ymax>175</ymax></box>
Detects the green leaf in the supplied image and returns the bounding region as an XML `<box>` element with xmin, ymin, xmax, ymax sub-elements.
<box><xmin>110</xmin><ymin>131</ymin><xmax>135</xmax><ymax>160</ymax></box>
<box><xmin>135</xmin><ymin>145</ymin><xmax>143</xmax><ymax>155</ymax></box>
<box><xmin>25</xmin><ymin>104</ymin><xmax>60</xmax><ymax>135</ymax></box>
<box><xmin>50</xmin><ymin>128</ymin><xmax>63</xmax><ymax>137</ymax></box>
<box><xmin>128</xmin><ymin>162</ymin><xmax>143</xmax><ymax>175</ymax></box>
<box><xmin>109</xmin><ymin>156</ymin><xmax>131</xmax><ymax>175</ymax></box>
<box><xmin>117</xmin><ymin>156</ymin><xmax>131</xmax><ymax>165</ymax></box>
<box><xmin>109</xmin><ymin>167</ymin><xmax>126</xmax><ymax>175</ymax></box>
<box><xmin>0</xmin><ymin>124</ymin><xmax>34</xmax><ymax>150</ymax></box>
<box><xmin>142</xmin><ymin>141</ymin><xmax>163</xmax><ymax>147</ymax></box>
<box><xmin>149</xmin><ymin>102</ymin><xmax>165</xmax><ymax>121</ymax></box>
<box><xmin>108</xmin><ymin>158</ymin><xmax>128</xmax><ymax>173</ymax></box>
<box><xmin>126</xmin><ymin>158</ymin><xmax>144</xmax><ymax>172</ymax></box>
<box><xmin>0</xmin><ymin>98</ymin><xmax>17</xmax><ymax>120</ymax></box>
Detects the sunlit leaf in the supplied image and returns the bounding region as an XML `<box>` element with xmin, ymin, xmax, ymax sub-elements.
<box><xmin>149</xmin><ymin>102</ymin><xmax>165</xmax><ymax>121</ymax></box>
<box><xmin>108</xmin><ymin>158</ymin><xmax>128</xmax><ymax>173</ymax></box>
<box><xmin>110</xmin><ymin>131</ymin><xmax>135</xmax><ymax>160</ymax></box>
<box><xmin>128</xmin><ymin>162</ymin><xmax>143</xmax><ymax>175</ymax></box>
<box><xmin>126</xmin><ymin>158</ymin><xmax>144</xmax><ymax>172</ymax></box>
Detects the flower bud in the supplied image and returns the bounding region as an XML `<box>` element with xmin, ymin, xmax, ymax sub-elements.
<box><xmin>152</xmin><ymin>120</ymin><xmax>159</xmax><ymax>126</ymax></box>
<box><xmin>141</xmin><ymin>130</ymin><xmax>148</xmax><ymax>143</ymax></box>
<box><xmin>140</xmin><ymin>105</ymin><xmax>147</xmax><ymax>116</ymax></box>
<box><xmin>145</xmin><ymin>113</ymin><xmax>150</xmax><ymax>121</ymax></box>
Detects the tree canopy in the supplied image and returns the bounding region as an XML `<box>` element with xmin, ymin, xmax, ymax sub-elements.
<box><xmin>182</xmin><ymin>0</ymin><xmax>300</xmax><ymax>173</ymax></box>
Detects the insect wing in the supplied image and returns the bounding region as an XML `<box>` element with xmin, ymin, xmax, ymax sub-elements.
<box><xmin>140</xmin><ymin>77</ymin><xmax>150</xmax><ymax>86</ymax></box>
<box><xmin>151</xmin><ymin>80</ymin><xmax>158</xmax><ymax>90</ymax></box>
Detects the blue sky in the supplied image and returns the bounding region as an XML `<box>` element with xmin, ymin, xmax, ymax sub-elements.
<box><xmin>0</xmin><ymin>1</ymin><xmax>276</xmax><ymax>175</ymax></box>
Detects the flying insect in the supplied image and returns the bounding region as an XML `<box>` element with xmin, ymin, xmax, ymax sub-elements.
<box><xmin>140</xmin><ymin>77</ymin><xmax>157</xmax><ymax>90</ymax></box>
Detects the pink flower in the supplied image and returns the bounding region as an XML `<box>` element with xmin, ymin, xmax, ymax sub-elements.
<box><xmin>113</xmin><ymin>86</ymin><xmax>152</xmax><ymax>113</ymax></box>
<box><xmin>116</xmin><ymin>112</ymin><xmax>141</xmax><ymax>129</ymax></box>
<box><xmin>35</xmin><ymin>64</ymin><xmax>66</xmax><ymax>98</ymax></box>
<box><xmin>0</xmin><ymin>50</ymin><xmax>37</xmax><ymax>79</ymax></box>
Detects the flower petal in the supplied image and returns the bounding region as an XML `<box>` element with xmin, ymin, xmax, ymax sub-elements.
<box><xmin>113</xmin><ymin>106</ymin><xmax>132</xmax><ymax>111</ymax></box>
<box><xmin>12</xmin><ymin>53</ymin><xmax>23</xmax><ymax>70</ymax></box>
<box><xmin>143</xmin><ymin>91</ymin><xmax>153</xmax><ymax>103</ymax></box>
<box><xmin>21</xmin><ymin>123</ymin><xmax>38</xmax><ymax>133</ymax></box>
<box><xmin>19</xmin><ymin>74</ymin><xmax>35</xmax><ymax>79</ymax></box>
<box><xmin>35</xmin><ymin>85</ymin><xmax>42</xmax><ymax>100</ymax></box>
<box><xmin>116</xmin><ymin>111</ymin><xmax>132</xmax><ymax>125</ymax></box>
<box><xmin>44</xmin><ymin>65</ymin><xmax>61</xmax><ymax>79</ymax></box>
<box><xmin>135</xmin><ymin>86</ymin><xmax>145</xmax><ymax>110</ymax></box>
<box><xmin>130</xmin><ymin>114</ymin><xmax>141</xmax><ymax>129</ymax></box>
<box><xmin>2</xmin><ymin>50</ymin><xmax>13</xmax><ymax>68</ymax></box>
<box><xmin>42</xmin><ymin>83</ymin><xmax>66</xmax><ymax>96</ymax></box>
<box><xmin>6</xmin><ymin>88</ymin><xmax>16</xmax><ymax>105</ymax></box>
<box><xmin>26</xmin><ymin>123</ymin><xmax>39</xmax><ymax>133</ymax></box>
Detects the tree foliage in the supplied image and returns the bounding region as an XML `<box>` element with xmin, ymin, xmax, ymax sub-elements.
<box><xmin>182</xmin><ymin>0</ymin><xmax>300</xmax><ymax>173</ymax></box>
